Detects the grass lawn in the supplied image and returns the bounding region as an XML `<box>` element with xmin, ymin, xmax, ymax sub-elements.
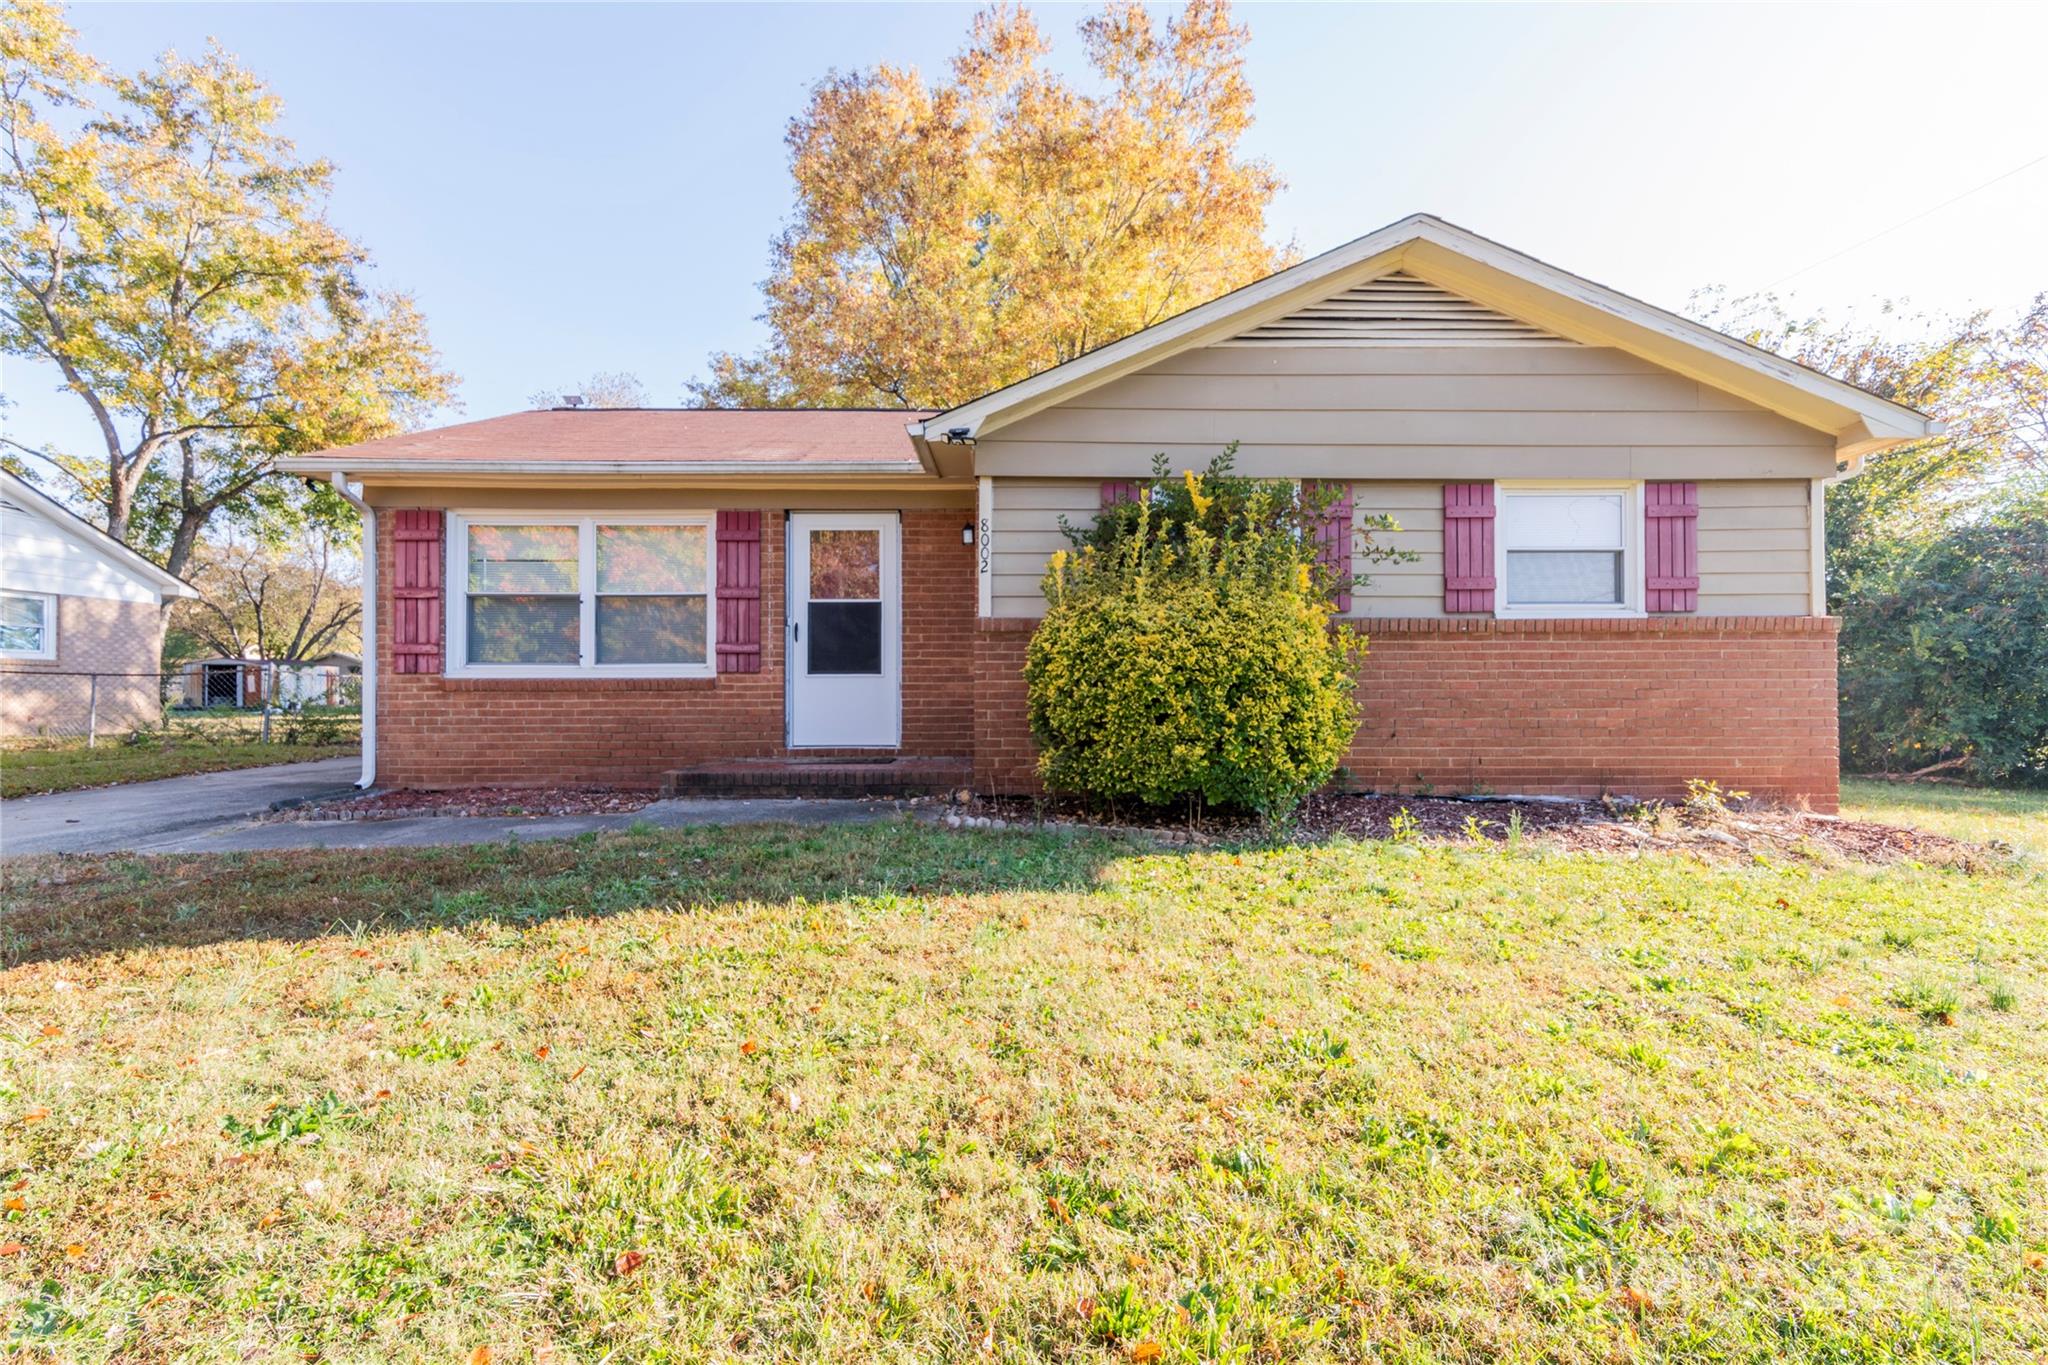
<box><xmin>1841</xmin><ymin>777</ymin><xmax>2048</xmax><ymax>859</ymax></box>
<box><xmin>2</xmin><ymin>795</ymin><xmax>2044</xmax><ymax>1361</ymax></box>
<box><xmin>2</xmin><ymin>730</ymin><xmax>358</xmax><ymax>799</ymax></box>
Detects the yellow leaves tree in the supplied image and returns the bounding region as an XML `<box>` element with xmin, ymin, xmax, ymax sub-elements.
<box><xmin>0</xmin><ymin>0</ymin><xmax>455</xmax><ymax>577</ymax></box>
<box><xmin>689</xmin><ymin>1</ymin><xmax>1290</xmax><ymax>409</ymax></box>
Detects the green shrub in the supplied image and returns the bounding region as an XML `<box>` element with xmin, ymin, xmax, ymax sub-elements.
<box><xmin>1837</xmin><ymin>502</ymin><xmax>2048</xmax><ymax>783</ymax></box>
<box><xmin>1024</xmin><ymin>451</ymin><xmax>1377</xmax><ymax>816</ymax></box>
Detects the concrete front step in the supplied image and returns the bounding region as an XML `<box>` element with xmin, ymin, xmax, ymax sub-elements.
<box><xmin>661</xmin><ymin>757</ymin><xmax>972</xmax><ymax>800</ymax></box>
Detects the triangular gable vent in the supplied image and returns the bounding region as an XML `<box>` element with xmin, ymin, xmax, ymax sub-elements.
<box><xmin>1224</xmin><ymin>271</ymin><xmax>1574</xmax><ymax>347</ymax></box>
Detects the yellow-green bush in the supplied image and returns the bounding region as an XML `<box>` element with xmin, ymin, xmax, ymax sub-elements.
<box><xmin>1026</xmin><ymin>463</ymin><xmax>1364</xmax><ymax>815</ymax></box>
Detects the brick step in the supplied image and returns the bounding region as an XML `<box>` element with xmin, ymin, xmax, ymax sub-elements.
<box><xmin>661</xmin><ymin>757</ymin><xmax>972</xmax><ymax>800</ymax></box>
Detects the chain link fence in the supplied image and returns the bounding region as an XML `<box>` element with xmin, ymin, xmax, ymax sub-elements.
<box><xmin>1</xmin><ymin>661</ymin><xmax>362</xmax><ymax>750</ymax></box>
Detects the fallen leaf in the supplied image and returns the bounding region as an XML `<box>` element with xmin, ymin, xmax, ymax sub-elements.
<box><xmin>0</xmin><ymin>1242</ymin><xmax>22</xmax><ymax>1256</ymax></box>
<box><xmin>8</xmin><ymin>1179</ymin><xmax>24</xmax><ymax>1192</ymax></box>
<box><xmin>469</xmin><ymin>1346</ymin><xmax>492</xmax><ymax>1365</ymax></box>
<box><xmin>739</xmin><ymin>1040</ymin><xmax>760</xmax><ymax>1056</ymax></box>
<box><xmin>3</xmin><ymin>1196</ymin><xmax>25</xmax><ymax>1213</ymax></box>
<box><xmin>64</xmin><ymin>1243</ymin><xmax>86</xmax><ymax>1259</ymax></box>
<box><xmin>613</xmin><ymin>1249</ymin><xmax>646</xmax><ymax>1277</ymax></box>
<box><xmin>40</xmin><ymin>1024</ymin><xmax>61</xmax><ymax>1038</ymax></box>
<box><xmin>567</xmin><ymin>1065</ymin><xmax>587</xmax><ymax>1081</ymax></box>
<box><xmin>1621</xmin><ymin>1285</ymin><xmax>1654</xmax><ymax>1314</ymax></box>
<box><xmin>258</xmin><ymin>1209</ymin><xmax>285</xmax><ymax>1230</ymax></box>
<box><xmin>2024</xmin><ymin>1249</ymin><xmax>2047</xmax><ymax>1271</ymax></box>
<box><xmin>18</xmin><ymin>1107</ymin><xmax>49</xmax><ymax>1125</ymax></box>
<box><xmin>534</xmin><ymin>1045</ymin><xmax>551</xmax><ymax>1060</ymax></box>
<box><xmin>1131</xmin><ymin>1342</ymin><xmax>1163</xmax><ymax>1363</ymax></box>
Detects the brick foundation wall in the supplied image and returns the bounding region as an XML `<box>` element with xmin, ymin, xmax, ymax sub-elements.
<box><xmin>0</xmin><ymin>595</ymin><xmax>163</xmax><ymax>738</ymax></box>
<box><xmin>970</xmin><ymin>615</ymin><xmax>1842</xmax><ymax>812</ymax></box>
<box><xmin>973</xmin><ymin>619</ymin><xmax>1039</xmax><ymax>794</ymax></box>
<box><xmin>375</xmin><ymin>509</ymin><xmax>975</xmax><ymax>788</ymax></box>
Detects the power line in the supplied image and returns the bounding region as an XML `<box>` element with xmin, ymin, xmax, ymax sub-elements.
<box><xmin>1763</xmin><ymin>152</ymin><xmax>2048</xmax><ymax>290</ymax></box>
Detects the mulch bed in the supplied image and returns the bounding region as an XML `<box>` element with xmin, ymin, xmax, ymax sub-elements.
<box><xmin>299</xmin><ymin>786</ymin><xmax>658</xmax><ymax>821</ymax></box>
<box><xmin>956</xmin><ymin>790</ymin><xmax>2005</xmax><ymax>869</ymax></box>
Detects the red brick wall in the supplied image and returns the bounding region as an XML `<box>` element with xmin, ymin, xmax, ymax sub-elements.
<box><xmin>971</xmin><ymin>615</ymin><xmax>1842</xmax><ymax>812</ymax></box>
<box><xmin>375</xmin><ymin>509</ymin><xmax>975</xmax><ymax>788</ymax></box>
<box><xmin>973</xmin><ymin>619</ymin><xmax>1038</xmax><ymax>794</ymax></box>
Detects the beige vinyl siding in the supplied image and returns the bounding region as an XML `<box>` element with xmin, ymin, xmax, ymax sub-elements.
<box><xmin>987</xmin><ymin>477</ymin><xmax>1814</xmax><ymax>619</ymax></box>
<box><xmin>989</xmin><ymin>479</ymin><xmax>1099</xmax><ymax>618</ymax></box>
<box><xmin>1350</xmin><ymin>482</ymin><xmax>1447</xmax><ymax>619</ymax></box>
<box><xmin>974</xmin><ymin>345</ymin><xmax>1838</xmax><ymax>483</ymax></box>
<box><xmin>1695</xmin><ymin>480</ymin><xmax>1812</xmax><ymax>616</ymax></box>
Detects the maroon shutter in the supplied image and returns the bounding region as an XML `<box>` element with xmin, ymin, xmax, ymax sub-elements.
<box><xmin>1443</xmin><ymin>482</ymin><xmax>1496</xmax><ymax>613</ymax></box>
<box><xmin>1100</xmin><ymin>480</ymin><xmax>1141</xmax><ymax>508</ymax></box>
<box><xmin>390</xmin><ymin>510</ymin><xmax>444</xmax><ymax>674</ymax></box>
<box><xmin>1645</xmin><ymin>481</ymin><xmax>1700</xmax><ymax>612</ymax></box>
<box><xmin>1305</xmin><ymin>480</ymin><xmax>1354</xmax><ymax>613</ymax></box>
<box><xmin>716</xmin><ymin>510</ymin><xmax>763</xmax><ymax>673</ymax></box>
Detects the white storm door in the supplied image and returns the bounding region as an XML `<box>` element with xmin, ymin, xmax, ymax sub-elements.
<box><xmin>786</xmin><ymin>512</ymin><xmax>901</xmax><ymax>747</ymax></box>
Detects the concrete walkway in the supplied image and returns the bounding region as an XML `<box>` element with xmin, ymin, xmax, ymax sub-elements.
<box><xmin>2</xmin><ymin>758</ymin><xmax>903</xmax><ymax>856</ymax></box>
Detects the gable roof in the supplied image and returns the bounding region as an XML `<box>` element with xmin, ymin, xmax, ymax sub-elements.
<box><xmin>279</xmin><ymin>409</ymin><xmax>933</xmax><ymax>478</ymax></box>
<box><xmin>913</xmin><ymin>214</ymin><xmax>1938</xmax><ymax>467</ymax></box>
<box><xmin>0</xmin><ymin>470</ymin><xmax>196</xmax><ymax>599</ymax></box>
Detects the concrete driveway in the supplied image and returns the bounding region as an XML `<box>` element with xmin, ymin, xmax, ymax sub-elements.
<box><xmin>2</xmin><ymin>757</ymin><xmax>362</xmax><ymax>856</ymax></box>
<box><xmin>1</xmin><ymin>758</ymin><xmax>902</xmax><ymax>856</ymax></box>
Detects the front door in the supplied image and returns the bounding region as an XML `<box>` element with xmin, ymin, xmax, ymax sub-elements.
<box><xmin>786</xmin><ymin>512</ymin><xmax>901</xmax><ymax>748</ymax></box>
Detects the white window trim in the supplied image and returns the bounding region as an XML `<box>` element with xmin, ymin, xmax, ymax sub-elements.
<box><xmin>0</xmin><ymin>590</ymin><xmax>57</xmax><ymax>660</ymax></box>
<box><xmin>1492</xmin><ymin>480</ymin><xmax>1645</xmax><ymax>620</ymax></box>
<box><xmin>445</xmin><ymin>512</ymin><xmax>717</xmax><ymax>679</ymax></box>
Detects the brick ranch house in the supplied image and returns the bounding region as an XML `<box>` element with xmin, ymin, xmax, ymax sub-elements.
<box><xmin>1</xmin><ymin>469</ymin><xmax>196</xmax><ymax>739</ymax></box>
<box><xmin>282</xmin><ymin>216</ymin><xmax>1937</xmax><ymax>812</ymax></box>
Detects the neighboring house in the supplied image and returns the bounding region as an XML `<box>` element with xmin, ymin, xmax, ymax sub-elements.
<box><xmin>0</xmin><ymin>470</ymin><xmax>196</xmax><ymax>739</ymax></box>
<box><xmin>172</xmin><ymin>656</ymin><xmax>354</xmax><ymax>709</ymax></box>
<box><xmin>279</xmin><ymin>216</ymin><xmax>1936</xmax><ymax>811</ymax></box>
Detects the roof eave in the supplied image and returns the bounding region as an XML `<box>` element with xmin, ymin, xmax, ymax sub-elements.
<box><xmin>278</xmin><ymin>458</ymin><xmax>933</xmax><ymax>479</ymax></box>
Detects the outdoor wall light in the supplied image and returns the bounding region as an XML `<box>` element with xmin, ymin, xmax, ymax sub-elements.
<box><xmin>961</xmin><ymin>524</ymin><xmax>976</xmax><ymax>545</ymax></box>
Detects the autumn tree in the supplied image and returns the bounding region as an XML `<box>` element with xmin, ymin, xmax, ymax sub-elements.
<box><xmin>1696</xmin><ymin>290</ymin><xmax>2048</xmax><ymax>779</ymax></box>
<box><xmin>171</xmin><ymin>530</ymin><xmax>360</xmax><ymax>664</ymax></box>
<box><xmin>689</xmin><ymin>0</ymin><xmax>1289</xmax><ymax>410</ymax></box>
<box><xmin>0</xmin><ymin>0</ymin><xmax>455</xmax><ymax>578</ymax></box>
<box><xmin>526</xmin><ymin>371</ymin><xmax>650</xmax><ymax>410</ymax></box>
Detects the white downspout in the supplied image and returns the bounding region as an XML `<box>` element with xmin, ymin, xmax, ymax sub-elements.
<box><xmin>330</xmin><ymin>472</ymin><xmax>377</xmax><ymax>789</ymax></box>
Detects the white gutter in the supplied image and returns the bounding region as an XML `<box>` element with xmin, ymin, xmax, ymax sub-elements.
<box><xmin>328</xmin><ymin>472</ymin><xmax>377</xmax><ymax>789</ymax></box>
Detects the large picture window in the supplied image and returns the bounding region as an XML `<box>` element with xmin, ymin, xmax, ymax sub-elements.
<box><xmin>449</xmin><ymin>516</ymin><xmax>713</xmax><ymax>676</ymax></box>
<box><xmin>1495</xmin><ymin>484</ymin><xmax>1641</xmax><ymax>617</ymax></box>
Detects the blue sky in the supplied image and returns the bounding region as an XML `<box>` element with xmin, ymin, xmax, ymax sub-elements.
<box><xmin>8</xmin><ymin>2</ymin><xmax>2046</xmax><ymax>463</ymax></box>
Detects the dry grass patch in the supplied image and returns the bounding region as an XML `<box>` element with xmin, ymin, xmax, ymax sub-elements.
<box><xmin>2</xmin><ymin>820</ymin><xmax>2044</xmax><ymax>1363</ymax></box>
